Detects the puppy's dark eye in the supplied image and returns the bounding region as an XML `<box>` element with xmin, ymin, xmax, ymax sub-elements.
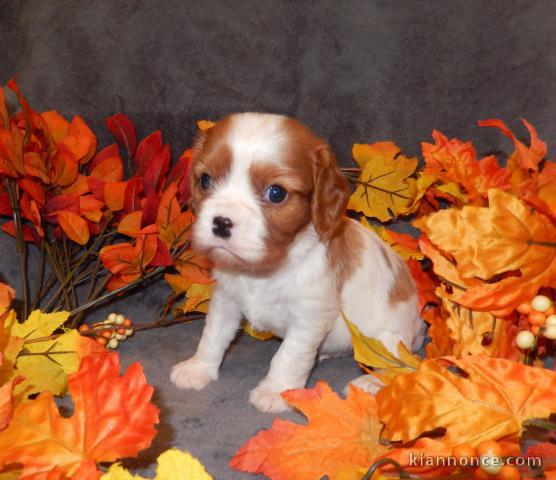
<box><xmin>263</xmin><ymin>185</ymin><xmax>288</xmax><ymax>204</ymax></box>
<box><xmin>200</xmin><ymin>173</ymin><xmax>213</xmax><ymax>190</ymax></box>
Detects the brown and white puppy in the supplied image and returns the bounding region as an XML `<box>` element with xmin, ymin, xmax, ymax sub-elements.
<box><xmin>171</xmin><ymin>113</ymin><xmax>424</xmax><ymax>412</ymax></box>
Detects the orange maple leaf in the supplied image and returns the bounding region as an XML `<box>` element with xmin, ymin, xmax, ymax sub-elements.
<box><xmin>414</xmin><ymin>189</ymin><xmax>556</xmax><ymax>316</ymax></box>
<box><xmin>377</xmin><ymin>356</ymin><xmax>556</xmax><ymax>447</ymax></box>
<box><xmin>230</xmin><ymin>382</ymin><xmax>388</xmax><ymax>480</ymax></box>
<box><xmin>422</xmin><ymin>130</ymin><xmax>511</xmax><ymax>205</ymax></box>
<box><xmin>156</xmin><ymin>184</ymin><xmax>193</xmax><ymax>248</ymax></box>
<box><xmin>0</xmin><ymin>352</ymin><xmax>159</xmax><ymax>478</ymax></box>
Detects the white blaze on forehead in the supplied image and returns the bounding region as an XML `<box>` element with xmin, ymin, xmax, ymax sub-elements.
<box><xmin>225</xmin><ymin>113</ymin><xmax>288</xmax><ymax>168</ymax></box>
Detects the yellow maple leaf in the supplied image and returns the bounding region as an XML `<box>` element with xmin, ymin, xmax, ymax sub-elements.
<box><xmin>6</xmin><ymin>309</ymin><xmax>68</xmax><ymax>339</ymax></box>
<box><xmin>102</xmin><ymin>448</ymin><xmax>213</xmax><ymax>480</ymax></box>
<box><xmin>175</xmin><ymin>284</ymin><xmax>213</xmax><ymax>315</ymax></box>
<box><xmin>347</xmin><ymin>143</ymin><xmax>418</xmax><ymax>221</ymax></box>
<box><xmin>360</xmin><ymin>218</ymin><xmax>423</xmax><ymax>261</ymax></box>
<box><xmin>344</xmin><ymin>315</ymin><xmax>419</xmax><ymax>382</ymax></box>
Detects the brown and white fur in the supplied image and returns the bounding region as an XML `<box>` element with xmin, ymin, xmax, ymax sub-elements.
<box><xmin>170</xmin><ymin>113</ymin><xmax>424</xmax><ymax>412</ymax></box>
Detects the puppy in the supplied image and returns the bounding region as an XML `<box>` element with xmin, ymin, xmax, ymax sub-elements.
<box><xmin>171</xmin><ymin>113</ymin><xmax>424</xmax><ymax>412</ymax></box>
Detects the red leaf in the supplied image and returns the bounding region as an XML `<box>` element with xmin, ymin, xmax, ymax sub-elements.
<box><xmin>2</xmin><ymin>221</ymin><xmax>37</xmax><ymax>242</ymax></box>
<box><xmin>88</xmin><ymin>144</ymin><xmax>119</xmax><ymax>173</ymax></box>
<box><xmin>168</xmin><ymin>149</ymin><xmax>193</xmax><ymax>204</ymax></box>
<box><xmin>19</xmin><ymin>178</ymin><xmax>45</xmax><ymax>205</ymax></box>
<box><xmin>57</xmin><ymin>211</ymin><xmax>90</xmax><ymax>245</ymax></box>
<box><xmin>87</xmin><ymin>177</ymin><xmax>105</xmax><ymax>203</ymax></box>
<box><xmin>105</xmin><ymin>113</ymin><xmax>137</xmax><ymax>157</ymax></box>
<box><xmin>135</xmin><ymin>130</ymin><xmax>162</xmax><ymax>175</ymax></box>
<box><xmin>45</xmin><ymin>194</ymin><xmax>80</xmax><ymax>222</ymax></box>
<box><xmin>0</xmin><ymin>193</ymin><xmax>12</xmax><ymax>216</ymax></box>
<box><xmin>151</xmin><ymin>239</ymin><xmax>173</xmax><ymax>267</ymax></box>
<box><xmin>141</xmin><ymin>192</ymin><xmax>160</xmax><ymax>227</ymax></box>
<box><xmin>407</xmin><ymin>257</ymin><xmax>441</xmax><ymax>312</ymax></box>
<box><xmin>143</xmin><ymin>145</ymin><xmax>170</xmax><ymax>195</ymax></box>
<box><xmin>123</xmin><ymin>176</ymin><xmax>143</xmax><ymax>212</ymax></box>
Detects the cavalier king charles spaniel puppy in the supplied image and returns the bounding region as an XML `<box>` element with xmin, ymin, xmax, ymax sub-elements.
<box><xmin>171</xmin><ymin>113</ymin><xmax>424</xmax><ymax>413</ymax></box>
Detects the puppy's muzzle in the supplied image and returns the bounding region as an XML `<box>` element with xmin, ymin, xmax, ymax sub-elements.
<box><xmin>212</xmin><ymin>216</ymin><xmax>233</xmax><ymax>239</ymax></box>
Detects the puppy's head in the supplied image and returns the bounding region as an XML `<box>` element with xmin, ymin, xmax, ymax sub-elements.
<box><xmin>189</xmin><ymin>113</ymin><xmax>349</xmax><ymax>273</ymax></box>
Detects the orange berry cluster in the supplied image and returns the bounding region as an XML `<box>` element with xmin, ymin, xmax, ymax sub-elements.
<box><xmin>78</xmin><ymin>313</ymin><xmax>134</xmax><ymax>349</ymax></box>
<box><xmin>451</xmin><ymin>441</ymin><xmax>519</xmax><ymax>479</ymax></box>
<box><xmin>515</xmin><ymin>295</ymin><xmax>556</xmax><ymax>350</ymax></box>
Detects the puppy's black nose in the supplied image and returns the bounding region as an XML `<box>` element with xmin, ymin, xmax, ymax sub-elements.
<box><xmin>212</xmin><ymin>216</ymin><xmax>233</xmax><ymax>238</ymax></box>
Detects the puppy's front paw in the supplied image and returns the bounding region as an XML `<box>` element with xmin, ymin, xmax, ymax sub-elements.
<box><xmin>170</xmin><ymin>357</ymin><xmax>217</xmax><ymax>390</ymax></box>
<box><xmin>249</xmin><ymin>380</ymin><xmax>290</xmax><ymax>413</ymax></box>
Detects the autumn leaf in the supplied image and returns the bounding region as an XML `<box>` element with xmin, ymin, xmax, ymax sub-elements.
<box><xmin>230</xmin><ymin>381</ymin><xmax>388</xmax><ymax>480</ymax></box>
<box><xmin>360</xmin><ymin>219</ymin><xmax>423</xmax><ymax>261</ymax></box>
<box><xmin>0</xmin><ymin>368</ymin><xmax>22</xmax><ymax>431</ymax></box>
<box><xmin>174</xmin><ymin>250</ymin><xmax>214</xmax><ymax>285</ymax></box>
<box><xmin>436</xmin><ymin>284</ymin><xmax>518</xmax><ymax>359</ymax></box>
<box><xmin>422</xmin><ymin>306</ymin><xmax>454</xmax><ymax>358</ymax></box>
<box><xmin>347</xmin><ymin>143</ymin><xmax>418</xmax><ymax>221</ymax></box>
<box><xmin>243</xmin><ymin>322</ymin><xmax>274</xmax><ymax>341</ymax></box>
<box><xmin>422</xmin><ymin>130</ymin><xmax>510</xmax><ymax>205</ymax></box>
<box><xmin>0</xmin><ymin>87</ymin><xmax>8</xmax><ymax>129</ymax></box>
<box><xmin>105</xmin><ymin>113</ymin><xmax>137</xmax><ymax>157</ymax></box>
<box><xmin>0</xmin><ymin>284</ymin><xmax>15</xmax><ymax>315</ymax></box>
<box><xmin>414</xmin><ymin>189</ymin><xmax>556</xmax><ymax>316</ymax></box>
<box><xmin>60</xmin><ymin>115</ymin><xmax>97</xmax><ymax>164</ymax></box>
<box><xmin>102</xmin><ymin>448</ymin><xmax>213</xmax><ymax>480</ymax></box>
<box><xmin>377</xmin><ymin>356</ymin><xmax>556</xmax><ymax>447</ymax></box>
<box><xmin>406</xmin><ymin>259</ymin><xmax>440</xmax><ymax>312</ymax></box>
<box><xmin>174</xmin><ymin>283</ymin><xmax>212</xmax><ymax>315</ymax></box>
<box><xmin>57</xmin><ymin>211</ymin><xmax>90</xmax><ymax>245</ymax></box>
<box><xmin>0</xmin><ymin>352</ymin><xmax>159</xmax><ymax>478</ymax></box>
<box><xmin>156</xmin><ymin>184</ymin><xmax>193</xmax><ymax>248</ymax></box>
<box><xmin>479</xmin><ymin>118</ymin><xmax>547</xmax><ymax>172</ymax></box>
<box><xmin>344</xmin><ymin>315</ymin><xmax>419</xmax><ymax>383</ymax></box>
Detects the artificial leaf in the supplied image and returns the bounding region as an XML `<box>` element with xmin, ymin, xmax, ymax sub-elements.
<box><xmin>0</xmin><ymin>352</ymin><xmax>159</xmax><ymax>478</ymax></box>
<box><xmin>0</xmin><ymin>124</ymin><xmax>25</xmax><ymax>177</ymax></box>
<box><xmin>351</xmin><ymin>142</ymin><xmax>400</xmax><ymax>169</ymax></box>
<box><xmin>360</xmin><ymin>219</ymin><xmax>423</xmax><ymax>261</ymax></box>
<box><xmin>479</xmin><ymin>118</ymin><xmax>547</xmax><ymax>172</ymax></box>
<box><xmin>156</xmin><ymin>184</ymin><xmax>193</xmax><ymax>248</ymax></box>
<box><xmin>174</xmin><ymin>284</ymin><xmax>212</xmax><ymax>314</ymax></box>
<box><xmin>41</xmin><ymin>111</ymin><xmax>70</xmax><ymax>143</ymax></box>
<box><xmin>0</xmin><ymin>284</ymin><xmax>15</xmax><ymax>315</ymax></box>
<box><xmin>174</xmin><ymin>250</ymin><xmax>213</xmax><ymax>285</ymax></box>
<box><xmin>19</xmin><ymin>178</ymin><xmax>45</xmax><ymax>205</ymax></box>
<box><xmin>377</xmin><ymin>356</ymin><xmax>556</xmax><ymax>446</ymax></box>
<box><xmin>102</xmin><ymin>448</ymin><xmax>212</xmax><ymax>480</ymax></box>
<box><xmin>90</xmin><ymin>154</ymin><xmax>124</xmax><ymax>183</ymax></box>
<box><xmin>57</xmin><ymin>211</ymin><xmax>90</xmax><ymax>245</ymax></box>
<box><xmin>243</xmin><ymin>322</ymin><xmax>274</xmax><ymax>341</ymax></box>
<box><xmin>422</xmin><ymin>130</ymin><xmax>510</xmax><ymax>205</ymax></box>
<box><xmin>421</xmin><ymin>306</ymin><xmax>454</xmax><ymax>358</ymax></box>
<box><xmin>143</xmin><ymin>145</ymin><xmax>170</xmax><ymax>195</ymax></box>
<box><xmin>344</xmin><ymin>316</ymin><xmax>419</xmax><ymax>382</ymax></box>
<box><xmin>104</xmin><ymin>181</ymin><xmax>129</xmax><ymax>212</ymax></box>
<box><xmin>0</xmin><ymin>87</ymin><xmax>8</xmax><ymax>129</ymax></box>
<box><xmin>118</xmin><ymin>211</ymin><xmax>143</xmax><ymax>238</ymax></box>
<box><xmin>0</xmin><ymin>373</ymin><xmax>22</xmax><ymax>431</ymax></box>
<box><xmin>105</xmin><ymin>113</ymin><xmax>137</xmax><ymax>157</ymax></box>
<box><xmin>347</xmin><ymin>143</ymin><xmax>418</xmax><ymax>221</ymax></box>
<box><xmin>60</xmin><ymin>115</ymin><xmax>97</xmax><ymax>164</ymax></box>
<box><xmin>23</xmin><ymin>151</ymin><xmax>49</xmax><ymax>184</ymax></box>
<box><xmin>135</xmin><ymin>131</ymin><xmax>162</xmax><ymax>175</ymax></box>
<box><xmin>196</xmin><ymin>120</ymin><xmax>215</xmax><ymax>133</ymax></box>
<box><xmin>406</xmin><ymin>258</ymin><xmax>440</xmax><ymax>312</ymax></box>
<box><xmin>168</xmin><ymin>149</ymin><xmax>193</xmax><ymax>204</ymax></box>
<box><xmin>230</xmin><ymin>382</ymin><xmax>388</xmax><ymax>480</ymax></box>
<box><xmin>436</xmin><ymin>284</ymin><xmax>518</xmax><ymax>359</ymax></box>
<box><xmin>50</xmin><ymin>143</ymin><xmax>79</xmax><ymax>187</ymax></box>
<box><xmin>414</xmin><ymin>189</ymin><xmax>556</xmax><ymax>315</ymax></box>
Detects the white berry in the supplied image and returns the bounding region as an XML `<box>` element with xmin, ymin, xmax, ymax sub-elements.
<box><xmin>543</xmin><ymin>325</ymin><xmax>556</xmax><ymax>340</ymax></box>
<box><xmin>531</xmin><ymin>295</ymin><xmax>553</xmax><ymax>312</ymax></box>
<box><xmin>480</xmin><ymin>455</ymin><xmax>502</xmax><ymax>475</ymax></box>
<box><xmin>115</xmin><ymin>333</ymin><xmax>125</xmax><ymax>341</ymax></box>
<box><xmin>108</xmin><ymin>338</ymin><xmax>119</xmax><ymax>349</ymax></box>
<box><xmin>108</xmin><ymin>313</ymin><xmax>117</xmax><ymax>322</ymax></box>
<box><xmin>125</xmin><ymin>328</ymin><xmax>133</xmax><ymax>336</ymax></box>
<box><xmin>546</xmin><ymin>314</ymin><xmax>556</xmax><ymax>326</ymax></box>
<box><xmin>516</xmin><ymin>330</ymin><xmax>535</xmax><ymax>349</ymax></box>
<box><xmin>115</xmin><ymin>314</ymin><xmax>125</xmax><ymax>325</ymax></box>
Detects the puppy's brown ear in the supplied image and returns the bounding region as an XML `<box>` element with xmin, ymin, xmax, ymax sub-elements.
<box><xmin>188</xmin><ymin>131</ymin><xmax>208</xmax><ymax>214</ymax></box>
<box><xmin>311</xmin><ymin>144</ymin><xmax>350</xmax><ymax>240</ymax></box>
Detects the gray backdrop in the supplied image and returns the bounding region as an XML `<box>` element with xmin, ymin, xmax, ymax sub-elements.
<box><xmin>1</xmin><ymin>1</ymin><xmax>555</xmax><ymax>478</ymax></box>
